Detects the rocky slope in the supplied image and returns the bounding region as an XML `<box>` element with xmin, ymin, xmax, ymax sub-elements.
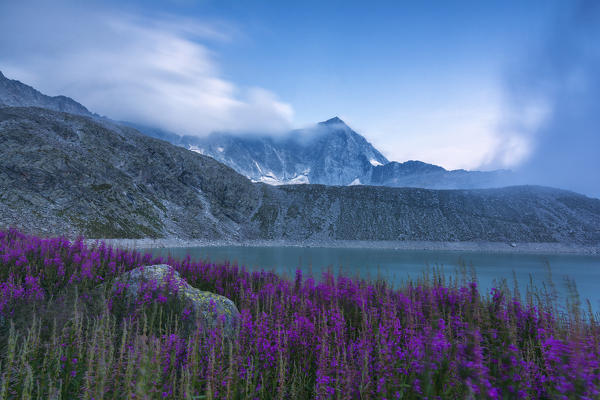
<box><xmin>0</xmin><ymin>106</ymin><xmax>261</xmax><ymax>239</ymax></box>
<box><xmin>257</xmin><ymin>184</ymin><xmax>600</xmax><ymax>243</ymax></box>
<box><xmin>1</xmin><ymin>105</ymin><xmax>599</xmax><ymax>244</ymax></box>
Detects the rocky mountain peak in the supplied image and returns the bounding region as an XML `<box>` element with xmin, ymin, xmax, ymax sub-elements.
<box><xmin>320</xmin><ymin>116</ymin><xmax>347</xmax><ymax>126</ymax></box>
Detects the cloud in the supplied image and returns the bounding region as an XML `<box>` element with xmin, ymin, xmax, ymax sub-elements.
<box><xmin>0</xmin><ymin>1</ymin><xmax>293</xmax><ymax>136</ymax></box>
<box><xmin>491</xmin><ymin>0</ymin><xmax>600</xmax><ymax>197</ymax></box>
<box><xmin>364</xmin><ymin>100</ymin><xmax>503</xmax><ymax>171</ymax></box>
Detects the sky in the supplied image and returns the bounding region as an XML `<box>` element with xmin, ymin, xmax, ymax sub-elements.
<box><xmin>0</xmin><ymin>0</ymin><xmax>598</xmax><ymax>196</ymax></box>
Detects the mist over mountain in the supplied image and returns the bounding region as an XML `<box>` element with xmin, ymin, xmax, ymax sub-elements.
<box><xmin>0</xmin><ymin>2</ymin><xmax>294</xmax><ymax>137</ymax></box>
<box><xmin>129</xmin><ymin>117</ymin><xmax>513</xmax><ymax>189</ymax></box>
<box><xmin>0</xmin><ymin>70</ymin><xmax>558</xmax><ymax>193</ymax></box>
<box><xmin>131</xmin><ymin>117</ymin><xmax>389</xmax><ymax>186</ymax></box>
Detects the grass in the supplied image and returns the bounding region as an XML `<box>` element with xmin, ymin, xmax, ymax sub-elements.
<box><xmin>0</xmin><ymin>228</ymin><xmax>599</xmax><ymax>399</ymax></box>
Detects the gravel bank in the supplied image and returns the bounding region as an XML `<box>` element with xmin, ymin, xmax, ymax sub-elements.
<box><xmin>85</xmin><ymin>238</ymin><xmax>600</xmax><ymax>255</ymax></box>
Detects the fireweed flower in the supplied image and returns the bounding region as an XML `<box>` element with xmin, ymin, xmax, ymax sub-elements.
<box><xmin>0</xmin><ymin>229</ymin><xmax>599</xmax><ymax>399</ymax></box>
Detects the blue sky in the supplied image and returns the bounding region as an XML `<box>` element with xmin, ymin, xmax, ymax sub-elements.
<box><xmin>1</xmin><ymin>0</ymin><xmax>598</xmax><ymax>196</ymax></box>
<box><xmin>125</xmin><ymin>0</ymin><xmax>563</xmax><ymax>169</ymax></box>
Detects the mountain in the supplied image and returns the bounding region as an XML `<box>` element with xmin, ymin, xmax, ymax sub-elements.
<box><xmin>131</xmin><ymin>118</ymin><xmax>512</xmax><ymax>189</ymax></box>
<box><xmin>0</xmin><ymin>70</ymin><xmax>511</xmax><ymax>190</ymax></box>
<box><xmin>1</xmin><ymin>106</ymin><xmax>599</xmax><ymax>244</ymax></box>
<box><xmin>368</xmin><ymin>160</ymin><xmax>513</xmax><ymax>189</ymax></box>
<box><xmin>130</xmin><ymin>117</ymin><xmax>390</xmax><ymax>186</ymax></box>
<box><xmin>0</xmin><ymin>71</ymin><xmax>91</xmax><ymax>116</ymax></box>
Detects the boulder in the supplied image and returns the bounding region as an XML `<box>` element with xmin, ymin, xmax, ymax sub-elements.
<box><xmin>111</xmin><ymin>264</ymin><xmax>240</xmax><ymax>337</ymax></box>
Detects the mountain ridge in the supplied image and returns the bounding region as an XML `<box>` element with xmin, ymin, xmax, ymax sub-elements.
<box><xmin>130</xmin><ymin>118</ymin><xmax>513</xmax><ymax>189</ymax></box>
<box><xmin>0</xmin><ymin>70</ymin><xmax>513</xmax><ymax>190</ymax></box>
<box><xmin>0</xmin><ymin>71</ymin><xmax>92</xmax><ymax>116</ymax></box>
<box><xmin>1</xmin><ymin>105</ymin><xmax>598</xmax><ymax>244</ymax></box>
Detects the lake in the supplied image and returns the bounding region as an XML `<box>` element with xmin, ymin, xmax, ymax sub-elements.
<box><xmin>142</xmin><ymin>246</ymin><xmax>600</xmax><ymax>312</ymax></box>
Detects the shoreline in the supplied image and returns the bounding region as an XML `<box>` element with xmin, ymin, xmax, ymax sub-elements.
<box><xmin>84</xmin><ymin>238</ymin><xmax>600</xmax><ymax>256</ymax></box>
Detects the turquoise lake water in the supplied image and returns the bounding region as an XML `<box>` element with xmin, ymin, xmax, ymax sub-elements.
<box><xmin>142</xmin><ymin>246</ymin><xmax>600</xmax><ymax>312</ymax></box>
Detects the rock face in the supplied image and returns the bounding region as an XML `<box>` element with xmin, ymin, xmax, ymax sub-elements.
<box><xmin>132</xmin><ymin>117</ymin><xmax>389</xmax><ymax>186</ymax></box>
<box><xmin>112</xmin><ymin>264</ymin><xmax>240</xmax><ymax>336</ymax></box>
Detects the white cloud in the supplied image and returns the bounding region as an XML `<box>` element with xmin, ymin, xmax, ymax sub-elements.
<box><xmin>362</xmin><ymin>99</ymin><xmax>511</xmax><ymax>171</ymax></box>
<box><xmin>0</xmin><ymin>1</ymin><xmax>293</xmax><ymax>136</ymax></box>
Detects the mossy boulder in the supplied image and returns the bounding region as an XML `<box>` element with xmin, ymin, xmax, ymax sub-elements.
<box><xmin>111</xmin><ymin>264</ymin><xmax>240</xmax><ymax>337</ymax></box>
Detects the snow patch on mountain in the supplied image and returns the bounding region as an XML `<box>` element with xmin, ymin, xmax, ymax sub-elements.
<box><xmin>188</xmin><ymin>145</ymin><xmax>205</xmax><ymax>155</ymax></box>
